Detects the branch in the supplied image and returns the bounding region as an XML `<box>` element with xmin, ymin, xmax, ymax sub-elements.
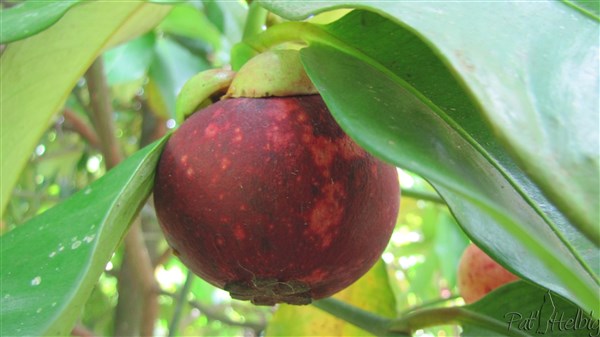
<box><xmin>84</xmin><ymin>59</ymin><xmax>121</xmax><ymax>169</ymax></box>
<box><xmin>62</xmin><ymin>108</ymin><xmax>100</xmax><ymax>149</ymax></box>
<box><xmin>159</xmin><ymin>289</ymin><xmax>267</xmax><ymax>332</ymax></box>
<box><xmin>168</xmin><ymin>271</ymin><xmax>195</xmax><ymax>337</ymax></box>
<box><xmin>312</xmin><ymin>298</ymin><xmax>400</xmax><ymax>336</ymax></box>
<box><xmin>390</xmin><ymin>306</ymin><xmax>529</xmax><ymax>337</ymax></box>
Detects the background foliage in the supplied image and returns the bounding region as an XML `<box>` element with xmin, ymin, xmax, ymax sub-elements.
<box><xmin>1</xmin><ymin>1</ymin><xmax>598</xmax><ymax>336</ymax></box>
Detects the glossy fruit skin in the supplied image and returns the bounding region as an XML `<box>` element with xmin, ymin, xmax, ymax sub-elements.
<box><xmin>457</xmin><ymin>243</ymin><xmax>519</xmax><ymax>303</ymax></box>
<box><xmin>154</xmin><ymin>95</ymin><xmax>399</xmax><ymax>305</ymax></box>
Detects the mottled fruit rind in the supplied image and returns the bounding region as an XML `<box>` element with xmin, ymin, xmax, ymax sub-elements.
<box><xmin>457</xmin><ymin>243</ymin><xmax>519</xmax><ymax>304</ymax></box>
<box><xmin>154</xmin><ymin>95</ymin><xmax>400</xmax><ymax>305</ymax></box>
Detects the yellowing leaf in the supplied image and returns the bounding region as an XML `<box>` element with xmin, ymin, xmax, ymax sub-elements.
<box><xmin>0</xmin><ymin>2</ymin><xmax>171</xmax><ymax>216</ymax></box>
<box><xmin>266</xmin><ymin>260</ymin><xmax>396</xmax><ymax>336</ymax></box>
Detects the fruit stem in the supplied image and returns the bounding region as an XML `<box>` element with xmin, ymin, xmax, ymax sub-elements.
<box><xmin>312</xmin><ymin>298</ymin><xmax>404</xmax><ymax>336</ymax></box>
<box><xmin>168</xmin><ymin>270</ymin><xmax>194</xmax><ymax>337</ymax></box>
<box><xmin>243</xmin><ymin>21</ymin><xmax>322</xmax><ymax>51</ymax></box>
<box><xmin>242</xmin><ymin>2</ymin><xmax>268</xmax><ymax>39</ymax></box>
<box><xmin>401</xmin><ymin>188</ymin><xmax>445</xmax><ymax>205</ymax></box>
<box><xmin>390</xmin><ymin>306</ymin><xmax>529</xmax><ymax>337</ymax></box>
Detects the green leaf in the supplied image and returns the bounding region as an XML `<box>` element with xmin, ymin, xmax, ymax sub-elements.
<box><xmin>387</xmin><ymin>281</ymin><xmax>598</xmax><ymax>336</ymax></box>
<box><xmin>103</xmin><ymin>33</ymin><xmax>157</xmax><ymax>85</ymax></box>
<box><xmin>157</xmin><ymin>3</ymin><xmax>222</xmax><ymax>51</ymax></box>
<box><xmin>0</xmin><ymin>0</ymin><xmax>86</xmax><ymax>43</ymax></box>
<box><xmin>248</xmin><ymin>6</ymin><xmax>598</xmax><ymax>312</ymax></box>
<box><xmin>564</xmin><ymin>0</ymin><xmax>600</xmax><ymax>19</ymax></box>
<box><xmin>0</xmin><ymin>138</ymin><xmax>168</xmax><ymax>336</ymax></box>
<box><xmin>463</xmin><ymin>281</ymin><xmax>600</xmax><ymax>337</ymax></box>
<box><xmin>0</xmin><ymin>1</ymin><xmax>171</xmax><ymax>217</ymax></box>
<box><xmin>265</xmin><ymin>260</ymin><xmax>396</xmax><ymax>336</ymax></box>
<box><xmin>433</xmin><ymin>213</ymin><xmax>470</xmax><ymax>288</ymax></box>
<box><xmin>300</xmin><ymin>40</ymin><xmax>598</xmax><ymax>319</ymax></box>
<box><xmin>260</xmin><ymin>0</ymin><xmax>599</xmax><ymax>247</ymax></box>
<box><xmin>148</xmin><ymin>37</ymin><xmax>212</xmax><ymax>119</ymax></box>
<box><xmin>204</xmin><ymin>0</ymin><xmax>248</xmax><ymax>63</ymax></box>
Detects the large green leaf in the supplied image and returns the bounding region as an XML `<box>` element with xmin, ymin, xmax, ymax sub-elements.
<box><xmin>254</xmin><ymin>5</ymin><xmax>599</xmax><ymax>312</ymax></box>
<box><xmin>0</xmin><ymin>138</ymin><xmax>167</xmax><ymax>336</ymax></box>
<box><xmin>386</xmin><ymin>281</ymin><xmax>599</xmax><ymax>336</ymax></box>
<box><xmin>461</xmin><ymin>281</ymin><xmax>599</xmax><ymax>337</ymax></box>
<box><xmin>300</xmin><ymin>40</ymin><xmax>598</xmax><ymax>318</ymax></box>
<box><xmin>0</xmin><ymin>1</ymin><xmax>171</xmax><ymax>217</ymax></box>
<box><xmin>0</xmin><ymin>0</ymin><xmax>86</xmax><ymax>43</ymax></box>
<box><xmin>260</xmin><ymin>0</ymin><xmax>599</xmax><ymax>246</ymax></box>
<box><xmin>265</xmin><ymin>260</ymin><xmax>396</xmax><ymax>336</ymax></box>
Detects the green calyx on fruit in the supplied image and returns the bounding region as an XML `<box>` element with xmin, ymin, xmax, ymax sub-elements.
<box><xmin>175</xmin><ymin>69</ymin><xmax>235</xmax><ymax>123</ymax></box>
<box><xmin>175</xmin><ymin>49</ymin><xmax>317</xmax><ymax>124</ymax></box>
<box><xmin>225</xmin><ymin>49</ymin><xmax>318</xmax><ymax>99</ymax></box>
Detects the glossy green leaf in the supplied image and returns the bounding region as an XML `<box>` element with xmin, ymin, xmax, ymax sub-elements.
<box><xmin>0</xmin><ymin>1</ymin><xmax>171</xmax><ymax>217</ymax></box>
<box><xmin>265</xmin><ymin>260</ymin><xmax>396</xmax><ymax>336</ymax></box>
<box><xmin>300</xmin><ymin>40</ymin><xmax>598</xmax><ymax>317</ymax></box>
<box><xmin>248</xmin><ymin>6</ymin><xmax>598</xmax><ymax>311</ymax></box>
<box><xmin>387</xmin><ymin>281</ymin><xmax>598</xmax><ymax>336</ymax></box>
<box><xmin>0</xmin><ymin>0</ymin><xmax>86</xmax><ymax>43</ymax></box>
<box><xmin>0</xmin><ymin>138</ymin><xmax>167</xmax><ymax>336</ymax></box>
<box><xmin>260</xmin><ymin>0</ymin><xmax>599</xmax><ymax>246</ymax></box>
<box><xmin>462</xmin><ymin>281</ymin><xmax>600</xmax><ymax>337</ymax></box>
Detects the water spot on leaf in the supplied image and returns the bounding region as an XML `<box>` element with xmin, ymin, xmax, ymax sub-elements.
<box><xmin>83</xmin><ymin>235</ymin><xmax>96</xmax><ymax>243</ymax></box>
<box><xmin>71</xmin><ymin>241</ymin><xmax>82</xmax><ymax>249</ymax></box>
<box><xmin>36</xmin><ymin>308</ymin><xmax>42</xmax><ymax>314</ymax></box>
<box><xmin>49</xmin><ymin>251</ymin><xmax>56</xmax><ymax>258</ymax></box>
<box><xmin>31</xmin><ymin>276</ymin><xmax>41</xmax><ymax>286</ymax></box>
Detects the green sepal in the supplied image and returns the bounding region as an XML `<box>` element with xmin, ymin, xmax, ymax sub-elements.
<box><xmin>175</xmin><ymin>69</ymin><xmax>235</xmax><ymax>123</ymax></box>
<box><xmin>225</xmin><ymin>49</ymin><xmax>318</xmax><ymax>99</ymax></box>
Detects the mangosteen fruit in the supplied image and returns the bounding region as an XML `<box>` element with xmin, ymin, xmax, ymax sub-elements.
<box><xmin>154</xmin><ymin>95</ymin><xmax>399</xmax><ymax>305</ymax></box>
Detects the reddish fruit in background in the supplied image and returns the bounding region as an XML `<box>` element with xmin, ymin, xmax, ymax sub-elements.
<box><xmin>457</xmin><ymin>243</ymin><xmax>519</xmax><ymax>303</ymax></box>
<box><xmin>154</xmin><ymin>95</ymin><xmax>399</xmax><ymax>305</ymax></box>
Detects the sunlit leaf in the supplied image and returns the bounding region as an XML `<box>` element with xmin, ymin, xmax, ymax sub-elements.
<box><xmin>0</xmin><ymin>138</ymin><xmax>167</xmax><ymax>336</ymax></box>
<box><xmin>0</xmin><ymin>1</ymin><xmax>171</xmax><ymax>216</ymax></box>
<box><xmin>265</xmin><ymin>260</ymin><xmax>396</xmax><ymax>336</ymax></box>
<box><xmin>0</xmin><ymin>0</ymin><xmax>86</xmax><ymax>43</ymax></box>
